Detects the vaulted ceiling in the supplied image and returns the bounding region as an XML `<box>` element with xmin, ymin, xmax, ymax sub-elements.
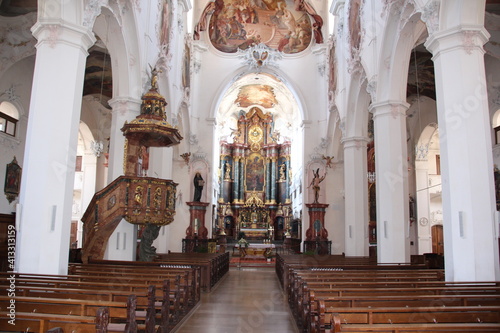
<box><xmin>0</xmin><ymin>0</ymin><xmax>36</xmax><ymax>17</ymax></box>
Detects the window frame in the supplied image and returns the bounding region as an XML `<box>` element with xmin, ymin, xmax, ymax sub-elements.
<box><xmin>0</xmin><ymin>111</ymin><xmax>17</xmax><ymax>137</ymax></box>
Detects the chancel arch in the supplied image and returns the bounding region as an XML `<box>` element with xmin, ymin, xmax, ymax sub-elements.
<box><xmin>214</xmin><ymin>70</ymin><xmax>303</xmax><ymax>242</ymax></box>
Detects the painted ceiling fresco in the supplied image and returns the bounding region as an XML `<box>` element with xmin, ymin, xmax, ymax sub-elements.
<box><xmin>208</xmin><ymin>0</ymin><xmax>312</xmax><ymax>54</ymax></box>
<box><xmin>0</xmin><ymin>0</ymin><xmax>36</xmax><ymax>16</ymax></box>
<box><xmin>236</xmin><ymin>84</ymin><xmax>277</xmax><ymax>108</ymax></box>
<box><xmin>407</xmin><ymin>51</ymin><xmax>436</xmax><ymax>100</ymax></box>
<box><xmin>83</xmin><ymin>49</ymin><xmax>113</xmax><ymax>106</ymax></box>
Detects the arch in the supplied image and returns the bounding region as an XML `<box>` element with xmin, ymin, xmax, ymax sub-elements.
<box><xmin>376</xmin><ymin>5</ymin><xmax>428</xmax><ymax>102</ymax></box>
<box><xmin>209</xmin><ymin>66</ymin><xmax>307</xmax><ymax>123</ymax></box>
<box><xmin>344</xmin><ymin>71</ymin><xmax>370</xmax><ymax>139</ymax></box>
<box><xmin>0</xmin><ymin>101</ymin><xmax>20</xmax><ymax>120</ymax></box>
<box><xmin>92</xmin><ymin>6</ymin><xmax>142</xmax><ymax>100</ymax></box>
<box><xmin>492</xmin><ymin>109</ymin><xmax>500</xmax><ymax>128</ymax></box>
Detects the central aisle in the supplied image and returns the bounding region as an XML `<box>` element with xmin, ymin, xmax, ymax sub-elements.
<box><xmin>176</xmin><ymin>267</ymin><xmax>298</xmax><ymax>333</ymax></box>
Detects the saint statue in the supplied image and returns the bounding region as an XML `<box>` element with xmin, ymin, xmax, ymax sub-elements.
<box><xmin>308</xmin><ymin>168</ymin><xmax>326</xmax><ymax>204</ymax></box>
<box><xmin>279</xmin><ymin>163</ymin><xmax>286</xmax><ymax>181</ymax></box>
<box><xmin>193</xmin><ymin>172</ymin><xmax>204</xmax><ymax>202</ymax></box>
<box><xmin>224</xmin><ymin>161</ymin><xmax>231</xmax><ymax>180</ymax></box>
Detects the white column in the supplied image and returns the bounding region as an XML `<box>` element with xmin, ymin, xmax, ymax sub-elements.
<box><xmin>426</xmin><ymin>26</ymin><xmax>500</xmax><ymax>281</ymax></box>
<box><xmin>16</xmin><ymin>22</ymin><xmax>96</xmax><ymax>275</ymax></box>
<box><xmin>342</xmin><ymin>136</ymin><xmax>369</xmax><ymax>256</ymax></box>
<box><xmin>78</xmin><ymin>151</ymin><xmax>98</xmax><ymax>248</ymax></box>
<box><xmin>103</xmin><ymin>97</ymin><xmax>141</xmax><ymax>261</ymax></box>
<box><xmin>107</xmin><ymin>98</ymin><xmax>141</xmax><ymax>180</ymax></box>
<box><xmin>415</xmin><ymin>165</ymin><xmax>432</xmax><ymax>254</ymax></box>
<box><xmin>369</xmin><ymin>101</ymin><xmax>410</xmax><ymax>263</ymax></box>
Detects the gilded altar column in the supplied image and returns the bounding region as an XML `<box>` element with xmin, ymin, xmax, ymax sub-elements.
<box><xmin>239</xmin><ymin>156</ymin><xmax>245</xmax><ymax>202</ymax></box>
<box><xmin>265</xmin><ymin>156</ymin><xmax>272</xmax><ymax>203</ymax></box>
<box><xmin>233</xmin><ymin>156</ymin><xmax>239</xmax><ymax>203</ymax></box>
<box><xmin>270</xmin><ymin>157</ymin><xmax>277</xmax><ymax>204</ymax></box>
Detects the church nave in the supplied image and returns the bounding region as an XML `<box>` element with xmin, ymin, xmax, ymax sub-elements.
<box><xmin>177</xmin><ymin>267</ymin><xmax>298</xmax><ymax>333</ymax></box>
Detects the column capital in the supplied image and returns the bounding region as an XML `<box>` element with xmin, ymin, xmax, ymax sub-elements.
<box><xmin>425</xmin><ymin>26</ymin><xmax>490</xmax><ymax>57</ymax></box>
<box><xmin>31</xmin><ymin>20</ymin><xmax>96</xmax><ymax>53</ymax></box>
<box><xmin>341</xmin><ymin>136</ymin><xmax>369</xmax><ymax>149</ymax></box>
<box><xmin>369</xmin><ymin>100</ymin><xmax>410</xmax><ymax>118</ymax></box>
<box><xmin>109</xmin><ymin>97</ymin><xmax>142</xmax><ymax>116</ymax></box>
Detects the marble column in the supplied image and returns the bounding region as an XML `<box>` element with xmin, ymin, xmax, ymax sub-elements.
<box><xmin>342</xmin><ymin>136</ymin><xmax>369</xmax><ymax>256</ymax></box>
<box><xmin>369</xmin><ymin>101</ymin><xmax>410</xmax><ymax>264</ymax></box>
<box><xmin>16</xmin><ymin>22</ymin><xmax>96</xmax><ymax>275</ymax></box>
<box><xmin>426</xmin><ymin>26</ymin><xmax>500</xmax><ymax>281</ymax></box>
<box><xmin>239</xmin><ymin>157</ymin><xmax>245</xmax><ymax>202</ymax></box>
<box><xmin>233</xmin><ymin>157</ymin><xmax>240</xmax><ymax>203</ymax></box>
<box><xmin>270</xmin><ymin>156</ymin><xmax>277</xmax><ymax>204</ymax></box>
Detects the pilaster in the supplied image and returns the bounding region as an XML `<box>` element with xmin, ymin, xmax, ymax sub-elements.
<box><xmin>425</xmin><ymin>26</ymin><xmax>500</xmax><ymax>281</ymax></box>
<box><xmin>369</xmin><ymin>100</ymin><xmax>410</xmax><ymax>264</ymax></box>
<box><xmin>16</xmin><ymin>22</ymin><xmax>95</xmax><ymax>275</ymax></box>
<box><xmin>342</xmin><ymin>136</ymin><xmax>369</xmax><ymax>256</ymax></box>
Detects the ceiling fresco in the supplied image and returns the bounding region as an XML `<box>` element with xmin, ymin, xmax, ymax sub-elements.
<box><xmin>0</xmin><ymin>0</ymin><xmax>36</xmax><ymax>16</ymax></box>
<box><xmin>208</xmin><ymin>0</ymin><xmax>312</xmax><ymax>54</ymax></box>
<box><xmin>407</xmin><ymin>51</ymin><xmax>435</xmax><ymax>101</ymax></box>
<box><xmin>236</xmin><ymin>84</ymin><xmax>277</xmax><ymax>108</ymax></box>
<box><xmin>83</xmin><ymin>47</ymin><xmax>113</xmax><ymax>107</ymax></box>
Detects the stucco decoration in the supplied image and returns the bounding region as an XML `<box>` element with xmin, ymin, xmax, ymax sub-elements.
<box><xmin>207</xmin><ymin>0</ymin><xmax>313</xmax><ymax>54</ymax></box>
<box><xmin>0</xmin><ymin>12</ymin><xmax>36</xmax><ymax>75</ymax></box>
<box><xmin>83</xmin><ymin>0</ymin><xmax>107</xmax><ymax>27</ymax></box>
<box><xmin>237</xmin><ymin>42</ymin><xmax>283</xmax><ymax>69</ymax></box>
<box><xmin>420</xmin><ymin>1</ymin><xmax>439</xmax><ymax>35</ymax></box>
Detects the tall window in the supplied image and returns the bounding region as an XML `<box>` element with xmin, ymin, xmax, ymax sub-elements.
<box><xmin>0</xmin><ymin>101</ymin><xmax>19</xmax><ymax>137</ymax></box>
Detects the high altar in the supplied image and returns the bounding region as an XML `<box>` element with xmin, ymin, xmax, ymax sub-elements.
<box><xmin>217</xmin><ymin>107</ymin><xmax>292</xmax><ymax>240</ymax></box>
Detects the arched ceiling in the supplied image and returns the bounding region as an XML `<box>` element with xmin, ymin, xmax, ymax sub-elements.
<box><xmin>216</xmin><ymin>72</ymin><xmax>300</xmax><ymax>142</ymax></box>
<box><xmin>0</xmin><ymin>0</ymin><xmax>36</xmax><ymax>16</ymax></box>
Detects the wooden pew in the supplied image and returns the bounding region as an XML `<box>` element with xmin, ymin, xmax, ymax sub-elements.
<box><xmin>314</xmin><ymin>303</ymin><xmax>500</xmax><ymax>332</ymax></box>
<box><xmin>0</xmin><ymin>270</ymin><xmax>190</xmax><ymax>332</ymax></box>
<box><xmin>0</xmin><ymin>306</ymin><xmax>110</xmax><ymax>333</ymax></box>
<box><xmin>277</xmin><ymin>254</ymin><xmax>500</xmax><ymax>333</ymax></box>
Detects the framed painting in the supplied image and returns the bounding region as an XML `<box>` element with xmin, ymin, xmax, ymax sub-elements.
<box><xmin>4</xmin><ymin>157</ymin><xmax>21</xmax><ymax>204</ymax></box>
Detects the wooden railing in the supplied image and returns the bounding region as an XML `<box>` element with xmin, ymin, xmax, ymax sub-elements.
<box><xmin>81</xmin><ymin>176</ymin><xmax>177</xmax><ymax>262</ymax></box>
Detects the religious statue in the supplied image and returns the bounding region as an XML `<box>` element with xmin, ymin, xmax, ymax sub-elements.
<box><xmin>279</xmin><ymin>163</ymin><xmax>286</xmax><ymax>181</ymax></box>
<box><xmin>150</xmin><ymin>65</ymin><xmax>162</xmax><ymax>90</ymax></box>
<box><xmin>137</xmin><ymin>145</ymin><xmax>149</xmax><ymax>176</ymax></box>
<box><xmin>224</xmin><ymin>161</ymin><xmax>231</xmax><ymax>180</ymax></box>
<box><xmin>153</xmin><ymin>187</ymin><xmax>162</xmax><ymax>209</ymax></box>
<box><xmin>139</xmin><ymin>224</ymin><xmax>161</xmax><ymax>261</ymax></box>
<box><xmin>308</xmin><ymin>168</ymin><xmax>326</xmax><ymax>204</ymax></box>
<box><xmin>193</xmin><ymin>172</ymin><xmax>204</xmax><ymax>202</ymax></box>
<box><xmin>322</xmin><ymin>155</ymin><xmax>334</xmax><ymax>168</ymax></box>
<box><xmin>134</xmin><ymin>186</ymin><xmax>143</xmax><ymax>205</ymax></box>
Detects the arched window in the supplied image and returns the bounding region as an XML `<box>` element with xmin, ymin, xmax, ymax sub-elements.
<box><xmin>0</xmin><ymin>101</ymin><xmax>19</xmax><ymax>136</ymax></box>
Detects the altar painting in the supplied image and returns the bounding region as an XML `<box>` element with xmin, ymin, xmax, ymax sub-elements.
<box><xmin>208</xmin><ymin>0</ymin><xmax>312</xmax><ymax>54</ymax></box>
<box><xmin>245</xmin><ymin>152</ymin><xmax>265</xmax><ymax>192</ymax></box>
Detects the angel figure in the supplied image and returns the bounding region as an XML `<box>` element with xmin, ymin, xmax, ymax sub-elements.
<box><xmin>322</xmin><ymin>155</ymin><xmax>334</xmax><ymax>168</ymax></box>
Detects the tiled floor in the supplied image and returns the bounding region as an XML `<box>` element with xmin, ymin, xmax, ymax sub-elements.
<box><xmin>175</xmin><ymin>267</ymin><xmax>299</xmax><ymax>333</ymax></box>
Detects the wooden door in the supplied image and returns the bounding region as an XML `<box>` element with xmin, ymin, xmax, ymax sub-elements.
<box><xmin>431</xmin><ymin>224</ymin><xmax>444</xmax><ymax>255</ymax></box>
